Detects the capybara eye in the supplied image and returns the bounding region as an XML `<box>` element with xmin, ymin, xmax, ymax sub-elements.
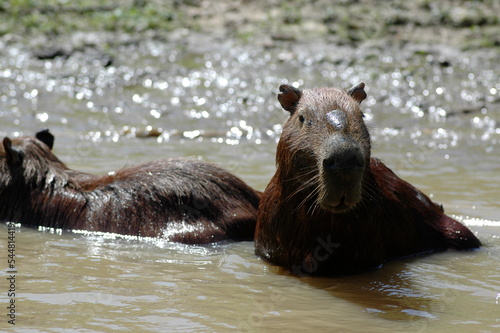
<box><xmin>298</xmin><ymin>115</ymin><xmax>305</xmax><ymax>123</ymax></box>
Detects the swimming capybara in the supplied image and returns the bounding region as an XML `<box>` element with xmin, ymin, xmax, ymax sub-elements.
<box><xmin>1</xmin><ymin>130</ymin><xmax>261</xmax><ymax>243</ymax></box>
<box><xmin>255</xmin><ymin>83</ymin><xmax>481</xmax><ymax>275</ymax></box>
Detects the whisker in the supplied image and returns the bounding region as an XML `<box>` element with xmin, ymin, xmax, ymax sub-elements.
<box><xmin>283</xmin><ymin>173</ymin><xmax>320</xmax><ymax>203</ymax></box>
<box><xmin>305</xmin><ymin>185</ymin><xmax>322</xmax><ymax>215</ymax></box>
<box><xmin>361</xmin><ymin>178</ymin><xmax>379</xmax><ymax>202</ymax></box>
<box><xmin>294</xmin><ymin>181</ymin><xmax>321</xmax><ymax>214</ymax></box>
<box><xmin>310</xmin><ymin>201</ymin><xmax>321</xmax><ymax>216</ymax></box>
<box><xmin>283</xmin><ymin>166</ymin><xmax>318</xmax><ymax>183</ymax></box>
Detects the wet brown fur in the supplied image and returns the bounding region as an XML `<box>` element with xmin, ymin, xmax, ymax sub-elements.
<box><xmin>255</xmin><ymin>83</ymin><xmax>481</xmax><ymax>275</ymax></box>
<box><xmin>0</xmin><ymin>130</ymin><xmax>261</xmax><ymax>244</ymax></box>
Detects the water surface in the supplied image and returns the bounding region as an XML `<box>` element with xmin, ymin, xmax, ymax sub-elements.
<box><xmin>0</xmin><ymin>35</ymin><xmax>499</xmax><ymax>332</ymax></box>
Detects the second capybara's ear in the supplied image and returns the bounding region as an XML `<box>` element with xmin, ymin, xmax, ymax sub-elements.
<box><xmin>3</xmin><ymin>137</ymin><xmax>23</xmax><ymax>166</ymax></box>
<box><xmin>36</xmin><ymin>129</ymin><xmax>54</xmax><ymax>150</ymax></box>
<box><xmin>278</xmin><ymin>84</ymin><xmax>302</xmax><ymax>114</ymax></box>
<box><xmin>347</xmin><ymin>82</ymin><xmax>367</xmax><ymax>104</ymax></box>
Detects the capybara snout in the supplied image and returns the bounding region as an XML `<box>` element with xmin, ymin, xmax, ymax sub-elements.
<box><xmin>321</xmin><ymin>138</ymin><xmax>365</xmax><ymax>171</ymax></box>
<box><xmin>319</xmin><ymin>138</ymin><xmax>366</xmax><ymax>212</ymax></box>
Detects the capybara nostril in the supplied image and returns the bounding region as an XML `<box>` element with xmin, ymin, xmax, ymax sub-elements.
<box><xmin>322</xmin><ymin>155</ymin><xmax>336</xmax><ymax>170</ymax></box>
<box><xmin>322</xmin><ymin>148</ymin><xmax>365</xmax><ymax>171</ymax></box>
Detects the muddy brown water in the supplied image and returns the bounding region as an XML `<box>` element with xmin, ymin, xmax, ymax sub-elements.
<box><xmin>0</xmin><ymin>35</ymin><xmax>499</xmax><ymax>332</ymax></box>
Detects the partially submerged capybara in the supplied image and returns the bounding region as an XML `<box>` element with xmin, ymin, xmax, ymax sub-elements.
<box><xmin>255</xmin><ymin>83</ymin><xmax>481</xmax><ymax>275</ymax></box>
<box><xmin>1</xmin><ymin>130</ymin><xmax>261</xmax><ymax>243</ymax></box>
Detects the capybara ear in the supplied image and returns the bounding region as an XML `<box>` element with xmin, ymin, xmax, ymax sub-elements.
<box><xmin>36</xmin><ymin>129</ymin><xmax>54</xmax><ymax>150</ymax></box>
<box><xmin>347</xmin><ymin>82</ymin><xmax>367</xmax><ymax>104</ymax></box>
<box><xmin>278</xmin><ymin>84</ymin><xmax>302</xmax><ymax>114</ymax></box>
<box><xmin>3</xmin><ymin>137</ymin><xmax>23</xmax><ymax>166</ymax></box>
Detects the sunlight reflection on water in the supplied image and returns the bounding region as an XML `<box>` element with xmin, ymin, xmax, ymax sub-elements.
<box><xmin>1</xmin><ymin>35</ymin><xmax>499</xmax><ymax>332</ymax></box>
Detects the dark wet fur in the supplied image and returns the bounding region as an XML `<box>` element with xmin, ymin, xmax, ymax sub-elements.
<box><xmin>1</xmin><ymin>131</ymin><xmax>261</xmax><ymax>244</ymax></box>
<box><xmin>255</xmin><ymin>83</ymin><xmax>481</xmax><ymax>276</ymax></box>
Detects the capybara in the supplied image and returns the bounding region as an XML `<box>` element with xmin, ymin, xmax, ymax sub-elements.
<box><xmin>255</xmin><ymin>83</ymin><xmax>481</xmax><ymax>275</ymax></box>
<box><xmin>1</xmin><ymin>130</ymin><xmax>261</xmax><ymax>244</ymax></box>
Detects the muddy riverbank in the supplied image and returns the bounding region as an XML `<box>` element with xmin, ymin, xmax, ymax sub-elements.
<box><xmin>2</xmin><ymin>0</ymin><xmax>500</xmax><ymax>49</ymax></box>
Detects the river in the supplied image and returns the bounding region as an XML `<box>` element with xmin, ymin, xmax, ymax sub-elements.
<box><xmin>0</xmin><ymin>32</ymin><xmax>499</xmax><ymax>332</ymax></box>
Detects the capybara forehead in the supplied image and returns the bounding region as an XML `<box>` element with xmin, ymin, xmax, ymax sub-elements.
<box><xmin>299</xmin><ymin>87</ymin><xmax>359</xmax><ymax>116</ymax></box>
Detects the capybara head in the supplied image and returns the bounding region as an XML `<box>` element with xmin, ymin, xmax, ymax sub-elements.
<box><xmin>276</xmin><ymin>83</ymin><xmax>370</xmax><ymax>213</ymax></box>
<box><xmin>1</xmin><ymin>129</ymin><xmax>67</xmax><ymax>189</ymax></box>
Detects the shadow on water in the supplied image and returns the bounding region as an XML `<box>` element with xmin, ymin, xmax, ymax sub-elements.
<box><xmin>271</xmin><ymin>259</ymin><xmax>434</xmax><ymax>321</ymax></box>
<box><xmin>268</xmin><ymin>236</ymin><xmax>497</xmax><ymax>328</ymax></box>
